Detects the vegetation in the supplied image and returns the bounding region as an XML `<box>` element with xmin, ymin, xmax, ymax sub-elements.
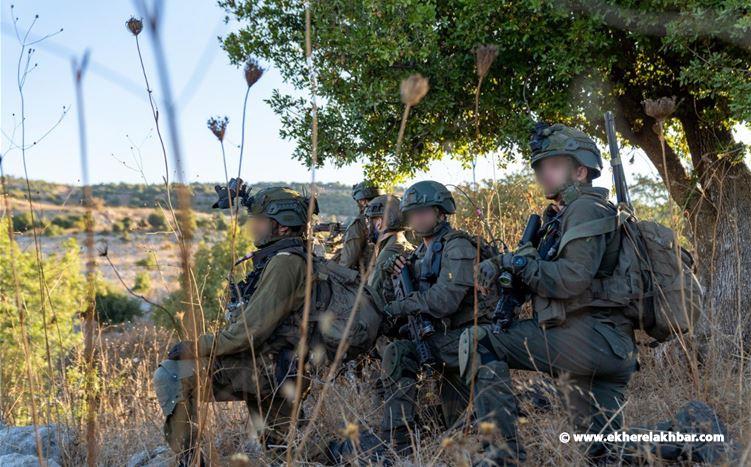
<box><xmin>223</xmin><ymin>0</ymin><xmax>751</xmax><ymax>345</ymax></box>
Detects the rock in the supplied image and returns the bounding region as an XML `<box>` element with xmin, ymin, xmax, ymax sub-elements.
<box><xmin>0</xmin><ymin>425</ymin><xmax>66</xmax><ymax>465</ymax></box>
<box><xmin>0</xmin><ymin>453</ymin><xmax>61</xmax><ymax>467</ymax></box>
<box><xmin>126</xmin><ymin>445</ymin><xmax>171</xmax><ymax>467</ymax></box>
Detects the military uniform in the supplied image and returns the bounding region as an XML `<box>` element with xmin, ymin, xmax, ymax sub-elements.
<box><xmin>380</xmin><ymin>182</ymin><xmax>489</xmax><ymax>453</ymax></box>
<box><xmin>465</xmin><ymin>124</ymin><xmax>639</xmax><ymax>464</ymax></box>
<box><xmin>339</xmin><ymin>181</ymin><xmax>384</xmax><ymax>271</ymax></box>
<box><xmin>339</xmin><ymin>215</ymin><xmax>370</xmax><ymax>271</ymax></box>
<box><xmin>364</xmin><ymin>195</ymin><xmax>413</xmax><ymax>307</ymax></box>
<box><xmin>153</xmin><ymin>187</ymin><xmax>315</xmax><ymax>463</ymax></box>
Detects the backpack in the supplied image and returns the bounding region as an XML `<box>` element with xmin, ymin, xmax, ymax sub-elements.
<box><xmin>308</xmin><ymin>257</ymin><xmax>383</xmax><ymax>360</ymax></box>
<box><xmin>557</xmin><ymin>208</ymin><xmax>704</xmax><ymax>342</ymax></box>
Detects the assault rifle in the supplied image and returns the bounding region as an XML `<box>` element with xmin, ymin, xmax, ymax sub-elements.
<box><xmin>492</xmin><ymin>214</ymin><xmax>542</xmax><ymax>333</ymax></box>
<box><xmin>392</xmin><ymin>260</ymin><xmax>436</xmax><ymax>372</ymax></box>
<box><xmin>603</xmin><ymin>111</ymin><xmax>633</xmax><ymax>211</ymax></box>
<box><xmin>313</xmin><ymin>222</ymin><xmax>344</xmax><ymax>234</ymax></box>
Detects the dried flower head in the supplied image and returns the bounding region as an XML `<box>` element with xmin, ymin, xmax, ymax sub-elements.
<box><xmin>126</xmin><ymin>17</ymin><xmax>143</xmax><ymax>36</ymax></box>
<box><xmin>207</xmin><ymin>116</ymin><xmax>229</xmax><ymax>142</ymax></box>
<box><xmin>228</xmin><ymin>453</ymin><xmax>251</xmax><ymax>467</ymax></box>
<box><xmin>478</xmin><ymin>421</ymin><xmax>497</xmax><ymax>435</ymax></box>
<box><xmin>400</xmin><ymin>73</ymin><xmax>429</xmax><ymax>107</ymax></box>
<box><xmin>642</xmin><ymin>96</ymin><xmax>677</xmax><ymax>123</ymax></box>
<box><xmin>475</xmin><ymin>44</ymin><xmax>498</xmax><ymax>79</ymax></box>
<box><xmin>342</xmin><ymin>422</ymin><xmax>360</xmax><ymax>442</ymax></box>
<box><xmin>244</xmin><ymin>57</ymin><xmax>264</xmax><ymax>88</ymax></box>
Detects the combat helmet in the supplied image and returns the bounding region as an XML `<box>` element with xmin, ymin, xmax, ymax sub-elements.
<box><xmin>400</xmin><ymin>180</ymin><xmax>456</xmax><ymax>214</ymax></box>
<box><xmin>245</xmin><ymin>186</ymin><xmax>317</xmax><ymax>227</ymax></box>
<box><xmin>364</xmin><ymin>195</ymin><xmax>404</xmax><ymax>231</ymax></box>
<box><xmin>529</xmin><ymin>122</ymin><xmax>603</xmax><ymax>179</ymax></box>
<box><xmin>352</xmin><ymin>181</ymin><xmax>384</xmax><ymax>201</ymax></box>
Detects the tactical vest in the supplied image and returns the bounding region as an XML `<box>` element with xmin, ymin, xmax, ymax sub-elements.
<box><xmin>410</xmin><ymin>223</ymin><xmax>498</xmax><ymax>328</ymax></box>
<box><xmin>532</xmin><ymin>189</ymin><xmax>622</xmax><ymax>327</ymax></box>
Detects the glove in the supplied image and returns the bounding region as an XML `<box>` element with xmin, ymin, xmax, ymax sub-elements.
<box><xmin>383</xmin><ymin>254</ymin><xmax>408</xmax><ymax>276</ymax></box>
<box><xmin>167</xmin><ymin>340</ymin><xmax>196</xmax><ymax>360</ymax></box>
<box><xmin>478</xmin><ymin>254</ymin><xmax>513</xmax><ymax>290</ymax></box>
<box><xmin>383</xmin><ymin>301</ymin><xmax>408</xmax><ymax>319</ymax></box>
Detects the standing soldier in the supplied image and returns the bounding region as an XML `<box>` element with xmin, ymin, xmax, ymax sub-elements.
<box><xmin>339</xmin><ymin>181</ymin><xmax>384</xmax><ymax>272</ymax></box>
<box><xmin>364</xmin><ymin>194</ymin><xmax>413</xmax><ymax>306</ymax></box>
<box><xmin>466</xmin><ymin>123</ymin><xmax>638</xmax><ymax>465</ymax></box>
<box><xmin>153</xmin><ymin>187</ymin><xmax>314</xmax><ymax>465</ymax></box>
<box><xmin>379</xmin><ymin>181</ymin><xmax>488</xmax><ymax>456</ymax></box>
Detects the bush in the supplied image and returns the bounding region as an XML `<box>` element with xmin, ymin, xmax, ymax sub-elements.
<box><xmin>133</xmin><ymin>271</ymin><xmax>151</xmax><ymax>293</ymax></box>
<box><xmin>147</xmin><ymin>210</ymin><xmax>167</xmax><ymax>230</ymax></box>
<box><xmin>95</xmin><ymin>289</ymin><xmax>143</xmax><ymax>324</ymax></box>
<box><xmin>11</xmin><ymin>212</ymin><xmax>39</xmax><ymax>232</ymax></box>
<box><xmin>51</xmin><ymin>214</ymin><xmax>82</xmax><ymax>230</ymax></box>
<box><xmin>135</xmin><ymin>252</ymin><xmax>158</xmax><ymax>270</ymax></box>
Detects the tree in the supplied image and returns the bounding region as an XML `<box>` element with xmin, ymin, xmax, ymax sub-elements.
<box><xmin>222</xmin><ymin>0</ymin><xmax>751</xmax><ymax>344</ymax></box>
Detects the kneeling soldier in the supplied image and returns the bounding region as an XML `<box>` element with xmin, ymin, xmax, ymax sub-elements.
<box><xmin>339</xmin><ymin>181</ymin><xmax>384</xmax><ymax>272</ymax></box>
<box><xmin>364</xmin><ymin>194</ymin><xmax>413</xmax><ymax>307</ymax></box>
<box><xmin>380</xmin><ymin>181</ymin><xmax>487</xmax><ymax>455</ymax></box>
<box><xmin>153</xmin><ymin>187</ymin><xmax>313</xmax><ymax>465</ymax></box>
<box><xmin>464</xmin><ymin>123</ymin><xmax>638</xmax><ymax>465</ymax></box>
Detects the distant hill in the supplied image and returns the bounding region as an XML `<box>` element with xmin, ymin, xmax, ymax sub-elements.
<box><xmin>3</xmin><ymin>176</ymin><xmax>359</xmax><ymax>220</ymax></box>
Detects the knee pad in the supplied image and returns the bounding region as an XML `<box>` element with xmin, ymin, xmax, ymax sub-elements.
<box><xmin>459</xmin><ymin>326</ymin><xmax>492</xmax><ymax>380</ymax></box>
<box><xmin>153</xmin><ymin>359</ymin><xmax>195</xmax><ymax>417</ymax></box>
<box><xmin>381</xmin><ymin>341</ymin><xmax>417</xmax><ymax>381</ymax></box>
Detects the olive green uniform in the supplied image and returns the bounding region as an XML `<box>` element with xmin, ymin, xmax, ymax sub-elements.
<box><xmin>368</xmin><ymin>231</ymin><xmax>413</xmax><ymax>306</ymax></box>
<box><xmin>339</xmin><ymin>215</ymin><xmax>370</xmax><ymax>271</ymax></box>
<box><xmin>153</xmin><ymin>240</ymin><xmax>307</xmax><ymax>457</ymax></box>
<box><xmin>382</xmin><ymin>222</ymin><xmax>486</xmax><ymax>448</ymax></box>
<box><xmin>462</xmin><ymin>186</ymin><xmax>638</xmax><ymax>461</ymax></box>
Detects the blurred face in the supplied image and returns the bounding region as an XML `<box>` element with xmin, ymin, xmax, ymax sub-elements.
<box><xmin>533</xmin><ymin>156</ymin><xmax>588</xmax><ymax>199</ymax></box>
<box><xmin>367</xmin><ymin>216</ymin><xmax>385</xmax><ymax>241</ymax></box>
<box><xmin>406</xmin><ymin>206</ymin><xmax>441</xmax><ymax>237</ymax></box>
<box><xmin>248</xmin><ymin>216</ymin><xmax>288</xmax><ymax>245</ymax></box>
<box><xmin>357</xmin><ymin>199</ymin><xmax>369</xmax><ymax>211</ymax></box>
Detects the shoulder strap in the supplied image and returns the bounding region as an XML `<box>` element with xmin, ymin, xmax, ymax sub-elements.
<box><xmin>555</xmin><ymin>214</ymin><xmax>619</xmax><ymax>258</ymax></box>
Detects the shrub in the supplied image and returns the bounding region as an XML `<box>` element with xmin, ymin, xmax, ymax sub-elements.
<box><xmin>147</xmin><ymin>210</ymin><xmax>167</xmax><ymax>230</ymax></box>
<box><xmin>95</xmin><ymin>288</ymin><xmax>143</xmax><ymax>325</ymax></box>
<box><xmin>133</xmin><ymin>272</ymin><xmax>151</xmax><ymax>293</ymax></box>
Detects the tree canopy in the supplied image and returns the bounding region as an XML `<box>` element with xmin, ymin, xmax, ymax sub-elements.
<box><xmin>221</xmin><ymin>0</ymin><xmax>751</xmax><ymax>185</ymax></box>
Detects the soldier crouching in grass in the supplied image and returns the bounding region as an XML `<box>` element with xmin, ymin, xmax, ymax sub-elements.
<box><xmin>464</xmin><ymin>123</ymin><xmax>638</xmax><ymax>466</ymax></box>
<box><xmin>153</xmin><ymin>187</ymin><xmax>314</xmax><ymax>466</ymax></box>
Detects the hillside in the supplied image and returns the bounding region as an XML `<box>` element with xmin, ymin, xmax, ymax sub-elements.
<box><xmin>3</xmin><ymin>176</ymin><xmax>359</xmax><ymax>219</ymax></box>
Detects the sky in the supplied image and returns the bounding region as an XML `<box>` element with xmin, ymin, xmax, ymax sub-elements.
<box><xmin>1</xmin><ymin>1</ymin><xmax>748</xmax><ymax>193</ymax></box>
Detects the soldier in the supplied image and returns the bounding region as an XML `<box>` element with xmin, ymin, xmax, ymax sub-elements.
<box><xmin>379</xmin><ymin>181</ymin><xmax>488</xmax><ymax>456</ymax></box>
<box><xmin>339</xmin><ymin>181</ymin><xmax>384</xmax><ymax>272</ymax></box>
<box><xmin>363</xmin><ymin>194</ymin><xmax>413</xmax><ymax>306</ymax></box>
<box><xmin>465</xmin><ymin>123</ymin><xmax>638</xmax><ymax>465</ymax></box>
<box><xmin>153</xmin><ymin>187</ymin><xmax>314</xmax><ymax>465</ymax></box>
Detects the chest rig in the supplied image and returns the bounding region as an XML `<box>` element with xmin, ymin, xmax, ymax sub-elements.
<box><xmin>226</xmin><ymin>237</ymin><xmax>305</xmax><ymax>322</ymax></box>
<box><xmin>410</xmin><ymin>222</ymin><xmax>451</xmax><ymax>292</ymax></box>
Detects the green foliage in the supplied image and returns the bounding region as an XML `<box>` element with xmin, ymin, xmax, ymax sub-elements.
<box><xmin>147</xmin><ymin>210</ymin><xmax>168</xmax><ymax>231</ymax></box>
<box><xmin>95</xmin><ymin>286</ymin><xmax>143</xmax><ymax>325</ymax></box>
<box><xmin>158</xmin><ymin>225</ymin><xmax>254</xmax><ymax>329</ymax></box>
<box><xmin>221</xmin><ymin>0</ymin><xmax>751</xmax><ymax>183</ymax></box>
<box><xmin>133</xmin><ymin>271</ymin><xmax>151</xmax><ymax>293</ymax></box>
<box><xmin>135</xmin><ymin>251</ymin><xmax>159</xmax><ymax>270</ymax></box>
<box><xmin>0</xmin><ymin>218</ymin><xmax>85</xmax><ymax>422</ymax></box>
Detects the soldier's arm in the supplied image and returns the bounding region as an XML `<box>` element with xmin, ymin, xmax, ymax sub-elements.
<box><xmin>391</xmin><ymin>237</ymin><xmax>475</xmax><ymax>319</ymax></box>
<box><xmin>518</xmin><ymin>201</ymin><xmax>611</xmax><ymax>299</ymax></box>
<box><xmin>197</xmin><ymin>253</ymin><xmax>306</xmax><ymax>357</ymax></box>
<box><xmin>338</xmin><ymin>219</ymin><xmax>366</xmax><ymax>269</ymax></box>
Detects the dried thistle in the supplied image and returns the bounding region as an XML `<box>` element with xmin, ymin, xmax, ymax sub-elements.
<box><xmin>244</xmin><ymin>57</ymin><xmax>264</xmax><ymax>88</ymax></box>
<box><xmin>126</xmin><ymin>17</ymin><xmax>143</xmax><ymax>36</ymax></box>
<box><xmin>228</xmin><ymin>453</ymin><xmax>251</xmax><ymax>467</ymax></box>
<box><xmin>400</xmin><ymin>73</ymin><xmax>429</xmax><ymax>107</ymax></box>
<box><xmin>642</xmin><ymin>96</ymin><xmax>677</xmax><ymax>123</ymax></box>
<box><xmin>475</xmin><ymin>44</ymin><xmax>498</xmax><ymax>79</ymax></box>
<box><xmin>207</xmin><ymin>116</ymin><xmax>229</xmax><ymax>142</ymax></box>
<box><xmin>342</xmin><ymin>422</ymin><xmax>360</xmax><ymax>443</ymax></box>
<box><xmin>478</xmin><ymin>421</ymin><xmax>497</xmax><ymax>435</ymax></box>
